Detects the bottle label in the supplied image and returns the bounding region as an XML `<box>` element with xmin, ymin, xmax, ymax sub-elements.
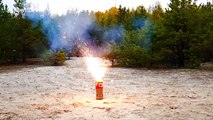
<box><xmin>96</xmin><ymin>82</ymin><xmax>103</xmax><ymax>89</ymax></box>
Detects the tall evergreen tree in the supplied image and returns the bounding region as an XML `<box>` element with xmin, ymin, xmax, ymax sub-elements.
<box><xmin>156</xmin><ymin>0</ymin><xmax>194</xmax><ymax>67</ymax></box>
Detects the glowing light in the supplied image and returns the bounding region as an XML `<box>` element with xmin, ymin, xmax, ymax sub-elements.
<box><xmin>85</xmin><ymin>56</ymin><xmax>106</xmax><ymax>82</ymax></box>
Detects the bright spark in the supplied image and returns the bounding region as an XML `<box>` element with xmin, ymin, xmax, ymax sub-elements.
<box><xmin>85</xmin><ymin>56</ymin><xmax>106</xmax><ymax>82</ymax></box>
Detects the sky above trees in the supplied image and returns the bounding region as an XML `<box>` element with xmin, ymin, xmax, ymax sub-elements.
<box><xmin>2</xmin><ymin>0</ymin><xmax>209</xmax><ymax>15</ymax></box>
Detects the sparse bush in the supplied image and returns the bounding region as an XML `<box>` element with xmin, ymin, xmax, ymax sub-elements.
<box><xmin>104</xmin><ymin>52</ymin><xmax>119</xmax><ymax>66</ymax></box>
<box><xmin>40</xmin><ymin>50</ymin><xmax>66</xmax><ymax>66</ymax></box>
<box><xmin>103</xmin><ymin>45</ymin><xmax>120</xmax><ymax>66</ymax></box>
<box><xmin>40</xmin><ymin>50</ymin><xmax>53</xmax><ymax>65</ymax></box>
<box><xmin>51</xmin><ymin>50</ymin><xmax>66</xmax><ymax>65</ymax></box>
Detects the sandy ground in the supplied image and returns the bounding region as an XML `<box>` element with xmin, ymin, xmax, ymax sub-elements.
<box><xmin>0</xmin><ymin>57</ymin><xmax>213</xmax><ymax>120</ymax></box>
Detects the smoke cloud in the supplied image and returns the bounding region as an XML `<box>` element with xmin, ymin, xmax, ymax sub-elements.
<box><xmin>25</xmin><ymin>6</ymin><xmax>153</xmax><ymax>56</ymax></box>
<box><xmin>25</xmin><ymin>10</ymin><xmax>95</xmax><ymax>51</ymax></box>
<box><xmin>25</xmin><ymin>8</ymin><xmax>125</xmax><ymax>56</ymax></box>
<box><xmin>133</xmin><ymin>18</ymin><xmax>153</xmax><ymax>49</ymax></box>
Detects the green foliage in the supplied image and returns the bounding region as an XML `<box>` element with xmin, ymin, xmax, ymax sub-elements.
<box><xmin>102</xmin><ymin>0</ymin><xmax>213</xmax><ymax>68</ymax></box>
<box><xmin>152</xmin><ymin>0</ymin><xmax>213</xmax><ymax>68</ymax></box>
<box><xmin>187</xmin><ymin>56</ymin><xmax>202</xmax><ymax>69</ymax></box>
<box><xmin>95</xmin><ymin>7</ymin><xmax>119</xmax><ymax>27</ymax></box>
<box><xmin>106</xmin><ymin>25</ymin><xmax>152</xmax><ymax>67</ymax></box>
<box><xmin>118</xmin><ymin>45</ymin><xmax>151</xmax><ymax>67</ymax></box>
<box><xmin>103</xmin><ymin>45</ymin><xmax>120</xmax><ymax>66</ymax></box>
<box><xmin>0</xmin><ymin>1</ymin><xmax>16</xmax><ymax>63</ymax></box>
<box><xmin>0</xmin><ymin>0</ymin><xmax>212</xmax><ymax>68</ymax></box>
<box><xmin>0</xmin><ymin>0</ymin><xmax>48</xmax><ymax>64</ymax></box>
<box><xmin>50</xmin><ymin>50</ymin><xmax>66</xmax><ymax>65</ymax></box>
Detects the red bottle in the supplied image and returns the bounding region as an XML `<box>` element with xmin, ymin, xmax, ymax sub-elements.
<box><xmin>96</xmin><ymin>81</ymin><xmax>103</xmax><ymax>100</ymax></box>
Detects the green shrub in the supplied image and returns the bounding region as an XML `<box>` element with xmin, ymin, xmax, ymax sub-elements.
<box><xmin>105</xmin><ymin>44</ymin><xmax>152</xmax><ymax>67</ymax></box>
<box><xmin>118</xmin><ymin>45</ymin><xmax>151</xmax><ymax>67</ymax></box>
<box><xmin>51</xmin><ymin>50</ymin><xmax>66</xmax><ymax>65</ymax></box>
<box><xmin>186</xmin><ymin>56</ymin><xmax>202</xmax><ymax>69</ymax></box>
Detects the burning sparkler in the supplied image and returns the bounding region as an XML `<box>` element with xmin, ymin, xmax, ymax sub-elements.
<box><xmin>85</xmin><ymin>56</ymin><xmax>107</xmax><ymax>100</ymax></box>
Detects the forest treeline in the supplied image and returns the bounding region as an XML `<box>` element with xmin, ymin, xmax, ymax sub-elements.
<box><xmin>0</xmin><ymin>0</ymin><xmax>48</xmax><ymax>63</ymax></box>
<box><xmin>0</xmin><ymin>0</ymin><xmax>212</xmax><ymax>68</ymax></box>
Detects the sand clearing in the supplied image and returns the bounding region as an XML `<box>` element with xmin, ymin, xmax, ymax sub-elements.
<box><xmin>0</xmin><ymin>57</ymin><xmax>213</xmax><ymax>120</ymax></box>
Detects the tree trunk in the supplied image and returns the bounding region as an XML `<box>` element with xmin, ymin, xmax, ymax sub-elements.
<box><xmin>178</xmin><ymin>51</ymin><xmax>185</xmax><ymax>67</ymax></box>
<box><xmin>177</xmin><ymin>40</ymin><xmax>185</xmax><ymax>67</ymax></box>
<box><xmin>22</xmin><ymin>44</ymin><xmax>26</xmax><ymax>63</ymax></box>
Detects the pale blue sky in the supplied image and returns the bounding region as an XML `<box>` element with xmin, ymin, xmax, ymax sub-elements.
<box><xmin>2</xmin><ymin>0</ymin><xmax>210</xmax><ymax>15</ymax></box>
